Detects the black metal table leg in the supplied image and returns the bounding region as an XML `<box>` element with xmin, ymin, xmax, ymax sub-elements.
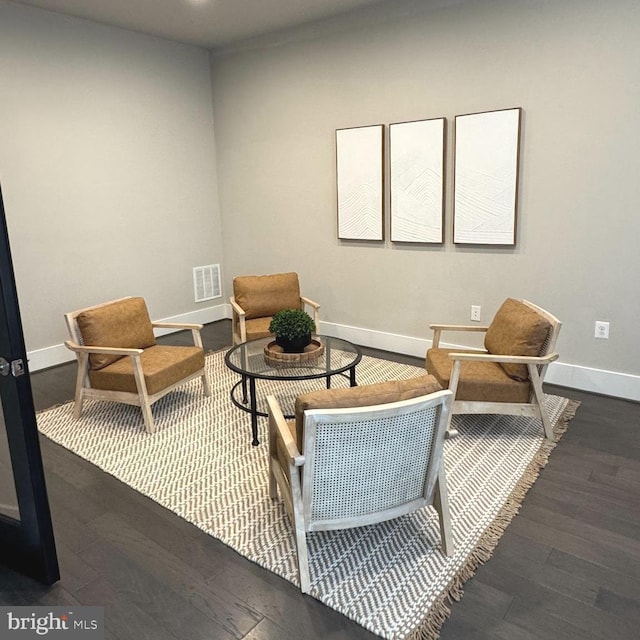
<box><xmin>249</xmin><ymin>376</ymin><xmax>259</xmax><ymax>446</ymax></box>
<box><xmin>241</xmin><ymin>374</ymin><xmax>248</xmax><ymax>404</ymax></box>
<box><xmin>224</xmin><ymin>336</ymin><xmax>362</xmax><ymax>447</ymax></box>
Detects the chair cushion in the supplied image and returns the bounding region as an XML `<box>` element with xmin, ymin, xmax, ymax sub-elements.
<box><xmin>244</xmin><ymin>317</ymin><xmax>276</xmax><ymax>342</ymax></box>
<box><xmin>233</xmin><ymin>272</ymin><xmax>301</xmax><ymax>320</ymax></box>
<box><xmin>294</xmin><ymin>374</ymin><xmax>442</xmax><ymax>451</ymax></box>
<box><xmin>484</xmin><ymin>298</ymin><xmax>551</xmax><ymax>381</ymax></box>
<box><xmin>426</xmin><ymin>348</ymin><xmax>531</xmax><ymax>403</ymax></box>
<box><xmin>77</xmin><ymin>297</ymin><xmax>156</xmax><ymax>370</ymax></box>
<box><xmin>88</xmin><ymin>345</ymin><xmax>204</xmax><ymax>396</ymax></box>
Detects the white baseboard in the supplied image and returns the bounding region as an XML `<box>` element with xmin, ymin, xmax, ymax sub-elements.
<box><xmin>319</xmin><ymin>321</ymin><xmax>429</xmax><ymax>360</ymax></box>
<box><xmin>543</xmin><ymin>361</ymin><xmax>640</xmax><ymax>402</ymax></box>
<box><xmin>319</xmin><ymin>321</ymin><xmax>640</xmax><ymax>403</ymax></box>
<box><xmin>27</xmin><ymin>303</ymin><xmax>229</xmax><ymax>373</ymax></box>
<box><xmin>154</xmin><ymin>303</ymin><xmax>229</xmax><ymax>333</ymax></box>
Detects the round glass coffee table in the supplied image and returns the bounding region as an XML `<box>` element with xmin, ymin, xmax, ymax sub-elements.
<box><xmin>224</xmin><ymin>335</ymin><xmax>362</xmax><ymax>445</ymax></box>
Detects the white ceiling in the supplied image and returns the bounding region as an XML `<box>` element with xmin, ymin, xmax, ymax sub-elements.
<box><xmin>9</xmin><ymin>0</ymin><xmax>392</xmax><ymax>49</ymax></box>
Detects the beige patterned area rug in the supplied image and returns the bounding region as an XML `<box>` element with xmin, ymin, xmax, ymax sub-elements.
<box><xmin>37</xmin><ymin>351</ymin><xmax>579</xmax><ymax>640</ymax></box>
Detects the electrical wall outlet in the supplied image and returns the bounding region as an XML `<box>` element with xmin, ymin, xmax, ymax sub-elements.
<box><xmin>471</xmin><ymin>305</ymin><xmax>481</xmax><ymax>322</ymax></box>
<box><xmin>595</xmin><ymin>321</ymin><xmax>610</xmax><ymax>339</ymax></box>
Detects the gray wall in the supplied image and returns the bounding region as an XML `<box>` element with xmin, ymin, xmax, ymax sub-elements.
<box><xmin>0</xmin><ymin>1</ymin><xmax>224</xmax><ymax>360</ymax></box>
<box><xmin>211</xmin><ymin>0</ymin><xmax>640</xmax><ymax>386</ymax></box>
<box><xmin>1</xmin><ymin>0</ymin><xmax>638</xmax><ymax>398</ymax></box>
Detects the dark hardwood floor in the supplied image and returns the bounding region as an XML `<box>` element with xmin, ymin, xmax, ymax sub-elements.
<box><xmin>2</xmin><ymin>319</ymin><xmax>638</xmax><ymax>639</ymax></box>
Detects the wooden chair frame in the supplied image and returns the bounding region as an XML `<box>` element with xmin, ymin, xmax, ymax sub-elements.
<box><xmin>64</xmin><ymin>297</ymin><xmax>211</xmax><ymax>434</ymax></box>
<box><xmin>429</xmin><ymin>300</ymin><xmax>561</xmax><ymax>440</ymax></box>
<box><xmin>267</xmin><ymin>389</ymin><xmax>454</xmax><ymax>593</ymax></box>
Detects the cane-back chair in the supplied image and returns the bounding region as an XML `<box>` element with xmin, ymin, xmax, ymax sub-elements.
<box><xmin>267</xmin><ymin>375</ymin><xmax>454</xmax><ymax>593</ymax></box>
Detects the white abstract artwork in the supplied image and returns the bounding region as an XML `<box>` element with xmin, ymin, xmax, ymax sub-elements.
<box><xmin>390</xmin><ymin>118</ymin><xmax>445</xmax><ymax>243</ymax></box>
<box><xmin>336</xmin><ymin>125</ymin><xmax>384</xmax><ymax>240</ymax></box>
<box><xmin>453</xmin><ymin>108</ymin><xmax>521</xmax><ymax>245</ymax></box>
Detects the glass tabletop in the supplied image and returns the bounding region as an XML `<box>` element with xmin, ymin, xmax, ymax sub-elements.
<box><xmin>224</xmin><ymin>335</ymin><xmax>361</xmax><ymax>381</ymax></box>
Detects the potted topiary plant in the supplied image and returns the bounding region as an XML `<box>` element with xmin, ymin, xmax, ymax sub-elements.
<box><xmin>269</xmin><ymin>308</ymin><xmax>316</xmax><ymax>353</ymax></box>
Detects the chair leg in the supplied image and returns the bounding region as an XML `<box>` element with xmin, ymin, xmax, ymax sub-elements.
<box><xmin>188</xmin><ymin>330</ymin><xmax>212</xmax><ymax>397</ymax></box>
<box><xmin>445</xmin><ymin>361</ymin><xmax>461</xmax><ymax>438</ymax></box>
<box><xmin>267</xmin><ymin>424</ymin><xmax>278</xmax><ymax>500</ymax></box>
<box><xmin>529</xmin><ymin>365</ymin><xmax>554</xmax><ymax>441</ymax></box>
<box><xmin>201</xmin><ymin>373</ymin><xmax>212</xmax><ymax>397</ymax></box>
<box><xmin>73</xmin><ymin>391</ymin><xmax>84</xmax><ymax>419</ymax></box>
<box><xmin>131</xmin><ymin>355</ymin><xmax>155</xmax><ymax>434</ymax></box>
<box><xmin>296</xmin><ymin>527</ymin><xmax>311</xmax><ymax>594</ymax></box>
<box><xmin>73</xmin><ymin>353</ymin><xmax>89</xmax><ymax>419</ymax></box>
<box><xmin>290</xmin><ymin>467</ymin><xmax>310</xmax><ymax>593</ymax></box>
<box><xmin>268</xmin><ymin>459</ymin><xmax>278</xmax><ymax>500</ymax></box>
<box><xmin>267</xmin><ymin>411</ymin><xmax>279</xmax><ymax>500</ymax></box>
<box><xmin>139</xmin><ymin>401</ymin><xmax>155</xmax><ymax>434</ymax></box>
<box><xmin>433</xmin><ymin>467</ymin><xmax>454</xmax><ymax>556</ymax></box>
<box><xmin>539</xmin><ymin>408</ymin><xmax>554</xmax><ymax>441</ymax></box>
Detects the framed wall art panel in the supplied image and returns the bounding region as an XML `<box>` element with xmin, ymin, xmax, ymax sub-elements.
<box><xmin>453</xmin><ymin>107</ymin><xmax>521</xmax><ymax>245</ymax></box>
<box><xmin>390</xmin><ymin>117</ymin><xmax>445</xmax><ymax>243</ymax></box>
<box><xmin>336</xmin><ymin>124</ymin><xmax>384</xmax><ymax>241</ymax></box>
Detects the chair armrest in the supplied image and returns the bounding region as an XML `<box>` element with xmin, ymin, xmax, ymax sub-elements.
<box><xmin>266</xmin><ymin>395</ymin><xmax>304</xmax><ymax>467</ymax></box>
<box><xmin>300</xmin><ymin>296</ymin><xmax>320</xmax><ymax>310</ymax></box>
<box><xmin>230</xmin><ymin>297</ymin><xmax>247</xmax><ymax>344</ymax></box>
<box><xmin>152</xmin><ymin>322</ymin><xmax>204</xmax><ymax>331</ymax></box>
<box><xmin>448</xmin><ymin>351</ymin><xmax>559</xmax><ymax>365</ymax></box>
<box><xmin>64</xmin><ymin>340</ymin><xmax>143</xmax><ymax>357</ymax></box>
<box><xmin>301</xmin><ymin>296</ymin><xmax>320</xmax><ymax>331</ymax></box>
<box><xmin>230</xmin><ymin>297</ymin><xmax>246</xmax><ymax>318</ymax></box>
<box><xmin>429</xmin><ymin>323</ymin><xmax>489</xmax><ymax>348</ymax></box>
<box><xmin>430</xmin><ymin>323</ymin><xmax>490</xmax><ymax>332</ymax></box>
<box><xmin>153</xmin><ymin>322</ymin><xmax>205</xmax><ymax>349</ymax></box>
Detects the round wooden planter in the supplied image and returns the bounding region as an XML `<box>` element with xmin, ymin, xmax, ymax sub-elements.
<box><xmin>264</xmin><ymin>338</ymin><xmax>324</xmax><ymax>367</ymax></box>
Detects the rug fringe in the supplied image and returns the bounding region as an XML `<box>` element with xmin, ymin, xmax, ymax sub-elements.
<box><xmin>406</xmin><ymin>398</ymin><xmax>581</xmax><ymax>640</ymax></box>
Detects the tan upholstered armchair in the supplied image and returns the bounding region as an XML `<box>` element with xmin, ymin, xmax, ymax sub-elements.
<box><xmin>426</xmin><ymin>298</ymin><xmax>561</xmax><ymax>440</ymax></box>
<box><xmin>267</xmin><ymin>375</ymin><xmax>454</xmax><ymax>593</ymax></box>
<box><xmin>64</xmin><ymin>297</ymin><xmax>211</xmax><ymax>433</ymax></box>
<box><xmin>230</xmin><ymin>272</ymin><xmax>320</xmax><ymax>345</ymax></box>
